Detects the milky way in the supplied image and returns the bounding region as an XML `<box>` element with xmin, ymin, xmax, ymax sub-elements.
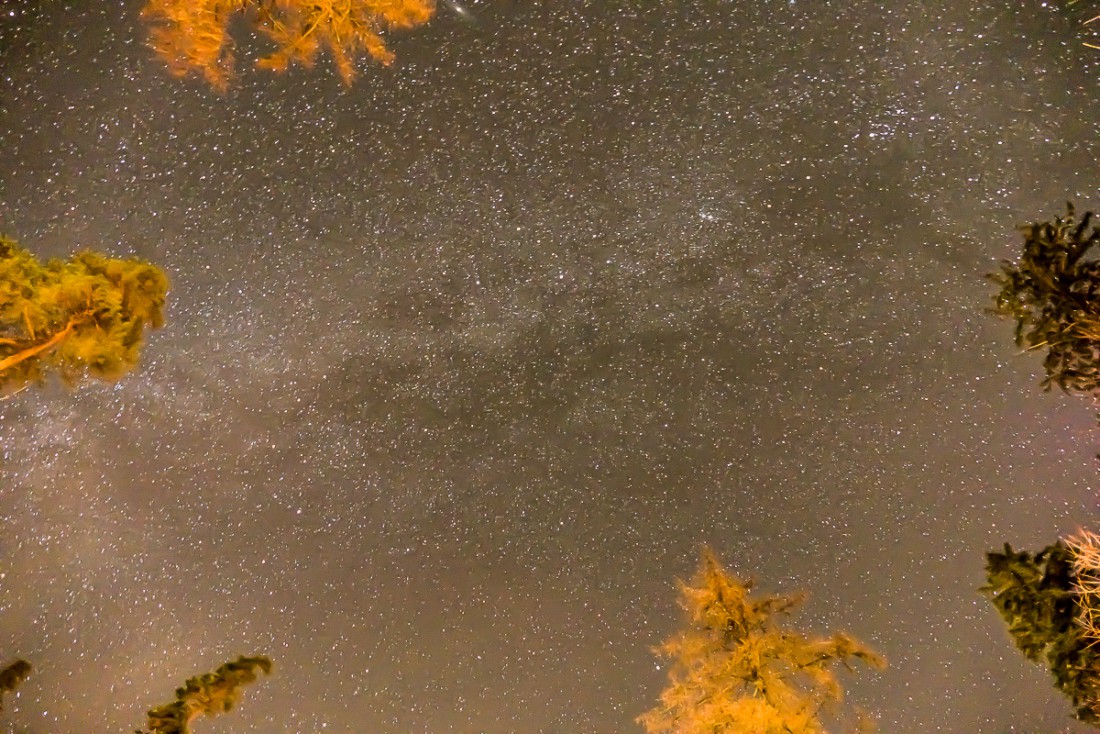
<box><xmin>2</xmin><ymin>1</ymin><xmax>1100</xmax><ymax>732</ymax></box>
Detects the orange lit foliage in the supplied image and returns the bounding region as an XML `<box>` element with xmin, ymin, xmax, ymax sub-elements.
<box><xmin>638</xmin><ymin>548</ymin><xmax>885</xmax><ymax>734</ymax></box>
<box><xmin>139</xmin><ymin>656</ymin><xmax>272</xmax><ymax>734</ymax></box>
<box><xmin>142</xmin><ymin>0</ymin><xmax>435</xmax><ymax>91</ymax></box>
<box><xmin>0</xmin><ymin>237</ymin><xmax>167</xmax><ymax>393</ymax></box>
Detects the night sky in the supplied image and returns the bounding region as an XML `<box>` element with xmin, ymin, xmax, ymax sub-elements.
<box><xmin>1</xmin><ymin>1</ymin><xmax>1100</xmax><ymax>732</ymax></box>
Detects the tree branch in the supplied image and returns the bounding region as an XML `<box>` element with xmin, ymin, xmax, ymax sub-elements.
<box><xmin>0</xmin><ymin>314</ymin><xmax>86</xmax><ymax>374</ymax></box>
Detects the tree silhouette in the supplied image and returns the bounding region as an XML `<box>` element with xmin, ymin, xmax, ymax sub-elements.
<box><xmin>638</xmin><ymin>547</ymin><xmax>885</xmax><ymax>734</ymax></box>
<box><xmin>0</xmin><ymin>236</ymin><xmax>168</xmax><ymax>393</ymax></box>
<box><xmin>137</xmin><ymin>655</ymin><xmax>273</xmax><ymax>734</ymax></box>
<box><xmin>982</xmin><ymin>541</ymin><xmax>1100</xmax><ymax>724</ymax></box>
<box><xmin>141</xmin><ymin>0</ymin><xmax>435</xmax><ymax>91</ymax></box>
<box><xmin>989</xmin><ymin>204</ymin><xmax>1100</xmax><ymax>394</ymax></box>
<box><xmin>0</xmin><ymin>659</ymin><xmax>30</xmax><ymax>713</ymax></box>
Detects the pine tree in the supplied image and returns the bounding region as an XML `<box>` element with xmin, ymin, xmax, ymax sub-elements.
<box><xmin>982</xmin><ymin>542</ymin><xmax>1100</xmax><ymax>724</ymax></box>
<box><xmin>137</xmin><ymin>655</ymin><xmax>273</xmax><ymax>734</ymax></box>
<box><xmin>0</xmin><ymin>659</ymin><xmax>30</xmax><ymax>713</ymax></box>
<box><xmin>638</xmin><ymin>548</ymin><xmax>885</xmax><ymax>734</ymax></box>
<box><xmin>0</xmin><ymin>236</ymin><xmax>168</xmax><ymax>393</ymax></box>
<box><xmin>141</xmin><ymin>0</ymin><xmax>436</xmax><ymax>91</ymax></box>
<box><xmin>989</xmin><ymin>203</ymin><xmax>1100</xmax><ymax>394</ymax></box>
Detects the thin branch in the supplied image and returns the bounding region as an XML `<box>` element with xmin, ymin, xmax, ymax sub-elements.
<box><xmin>0</xmin><ymin>384</ymin><xmax>30</xmax><ymax>402</ymax></box>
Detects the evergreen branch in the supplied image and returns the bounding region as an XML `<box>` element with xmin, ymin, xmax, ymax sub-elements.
<box><xmin>0</xmin><ymin>314</ymin><xmax>86</xmax><ymax>374</ymax></box>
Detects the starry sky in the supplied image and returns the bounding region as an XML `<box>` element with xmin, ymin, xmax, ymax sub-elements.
<box><xmin>1</xmin><ymin>1</ymin><xmax>1100</xmax><ymax>732</ymax></box>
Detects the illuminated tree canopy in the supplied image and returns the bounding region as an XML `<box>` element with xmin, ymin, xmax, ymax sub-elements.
<box><xmin>989</xmin><ymin>204</ymin><xmax>1100</xmax><ymax>394</ymax></box>
<box><xmin>137</xmin><ymin>656</ymin><xmax>273</xmax><ymax>734</ymax></box>
<box><xmin>141</xmin><ymin>0</ymin><xmax>436</xmax><ymax>91</ymax></box>
<box><xmin>638</xmin><ymin>548</ymin><xmax>885</xmax><ymax>734</ymax></box>
<box><xmin>0</xmin><ymin>236</ymin><xmax>168</xmax><ymax>393</ymax></box>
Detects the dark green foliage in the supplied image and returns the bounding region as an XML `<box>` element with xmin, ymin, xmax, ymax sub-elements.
<box><xmin>138</xmin><ymin>656</ymin><xmax>272</xmax><ymax>734</ymax></box>
<box><xmin>0</xmin><ymin>659</ymin><xmax>30</xmax><ymax>712</ymax></box>
<box><xmin>989</xmin><ymin>204</ymin><xmax>1100</xmax><ymax>393</ymax></box>
<box><xmin>982</xmin><ymin>542</ymin><xmax>1100</xmax><ymax>723</ymax></box>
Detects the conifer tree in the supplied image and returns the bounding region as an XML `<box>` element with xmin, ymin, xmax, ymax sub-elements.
<box><xmin>141</xmin><ymin>0</ymin><xmax>435</xmax><ymax>91</ymax></box>
<box><xmin>137</xmin><ymin>655</ymin><xmax>273</xmax><ymax>734</ymax></box>
<box><xmin>0</xmin><ymin>659</ymin><xmax>30</xmax><ymax>713</ymax></box>
<box><xmin>982</xmin><ymin>541</ymin><xmax>1100</xmax><ymax>724</ymax></box>
<box><xmin>638</xmin><ymin>548</ymin><xmax>885</xmax><ymax>734</ymax></box>
<box><xmin>989</xmin><ymin>204</ymin><xmax>1100</xmax><ymax>394</ymax></box>
<box><xmin>0</xmin><ymin>236</ymin><xmax>168</xmax><ymax>393</ymax></box>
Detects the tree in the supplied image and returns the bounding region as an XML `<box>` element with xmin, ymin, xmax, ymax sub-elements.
<box><xmin>0</xmin><ymin>655</ymin><xmax>268</xmax><ymax>732</ymax></box>
<box><xmin>137</xmin><ymin>656</ymin><xmax>273</xmax><ymax>734</ymax></box>
<box><xmin>989</xmin><ymin>204</ymin><xmax>1100</xmax><ymax>394</ymax></box>
<box><xmin>0</xmin><ymin>659</ymin><xmax>30</xmax><ymax>713</ymax></box>
<box><xmin>141</xmin><ymin>0</ymin><xmax>436</xmax><ymax>92</ymax></box>
<box><xmin>0</xmin><ymin>236</ymin><xmax>168</xmax><ymax>393</ymax></box>
<box><xmin>982</xmin><ymin>541</ymin><xmax>1100</xmax><ymax>724</ymax></box>
<box><xmin>638</xmin><ymin>547</ymin><xmax>885</xmax><ymax>734</ymax></box>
